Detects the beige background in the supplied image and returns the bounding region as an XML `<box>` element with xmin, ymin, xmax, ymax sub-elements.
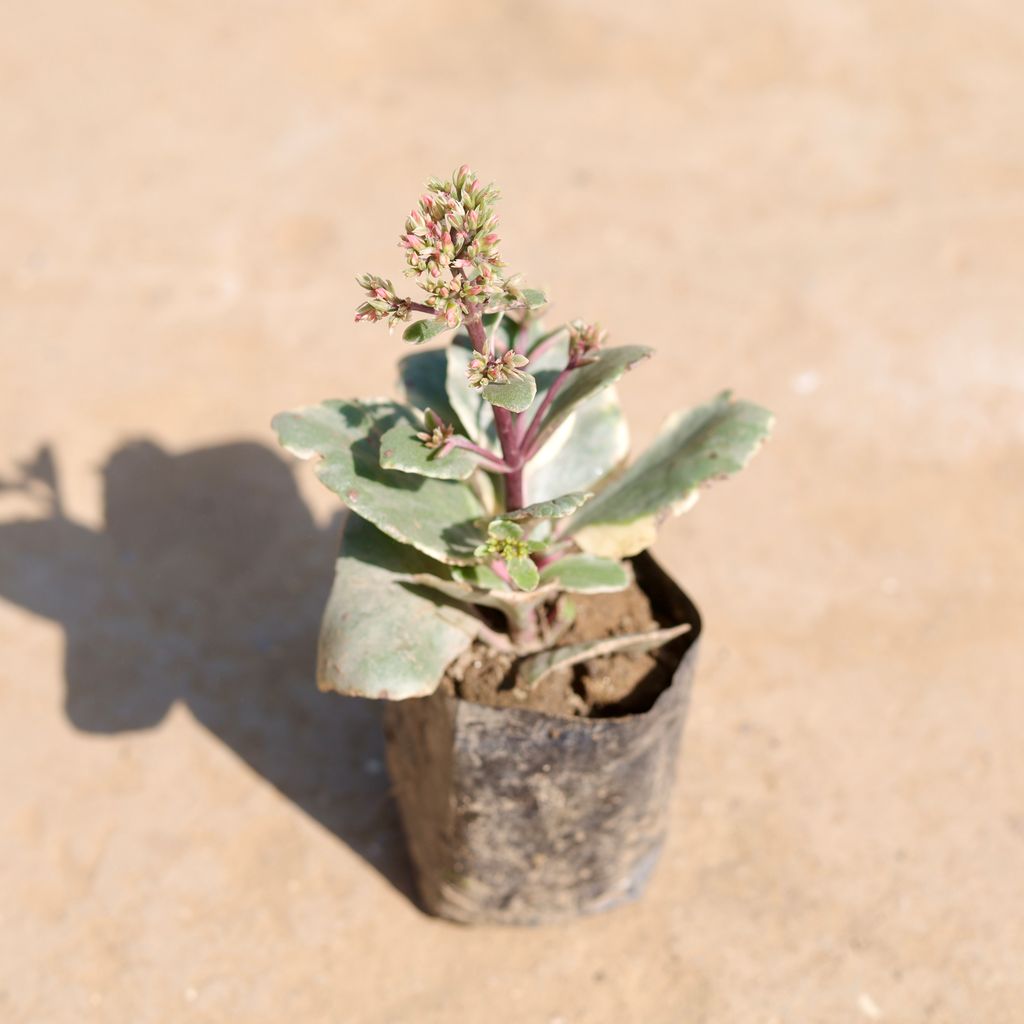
<box><xmin>2</xmin><ymin>2</ymin><xmax>1022</xmax><ymax>1021</ymax></box>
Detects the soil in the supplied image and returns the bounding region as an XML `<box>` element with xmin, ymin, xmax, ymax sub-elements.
<box><xmin>440</xmin><ymin>580</ymin><xmax>683</xmax><ymax>719</ymax></box>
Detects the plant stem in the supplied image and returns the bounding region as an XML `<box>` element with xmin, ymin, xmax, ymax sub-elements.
<box><xmin>520</xmin><ymin>358</ymin><xmax>577</xmax><ymax>458</ymax></box>
<box><xmin>465</xmin><ymin>313</ymin><xmax>489</xmax><ymax>354</ymax></box>
<box><xmin>496</xmin><ymin>424</ymin><xmax>525</xmax><ymax>509</ymax></box>
<box><xmin>443</xmin><ymin>435</ymin><xmax>512</xmax><ymax>473</ymax></box>
<box><xmin>506</xmin><ymin>598</ymin><xmax>541</xmax><ymax>648</ymax></box>
<box><xmin>466</xmin><ymin>312</ymin><xmax>526</xmax><ymax>510</ymax></box>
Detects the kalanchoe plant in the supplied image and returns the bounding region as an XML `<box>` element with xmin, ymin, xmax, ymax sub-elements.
<box><xmin>273</xmin><ymin>167</ymin><xmax>773</xmax><ymax>700</ymax></box>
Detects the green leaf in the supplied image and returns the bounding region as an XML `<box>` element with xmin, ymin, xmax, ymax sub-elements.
<box><xmin>451</xmin><ymin>563</ymin><xmax>509</xmax><ymax>590</ymax></box>
<box><xmin>521</xmin><ymin>288</ymin><xmax>547</xmax><ymax>309</ymax></box>
<box><xmin>487</xmin><ymin>519</ymin><xmax>523</xmax><ymax>540</ymax></box>
<box><xmin>403</xmin><ymin>318</ymin><xmax>448</xmax><ymax>344</ymax></box>
<box><xmin>569</xmin><ymin>392</ymin><xmax>774</xmax><ymax>557</ymax></box>
<box><xmin>525</xmin><ymin>387</ymin><xmax>630</xmax><ymax>504</ymax></box>
<box><xmin>480</xmin><ymin>372</ymin><xmax>537</xmax><ymax>413</ymax></box>
<box><xmin>398</xmin><ymin>348</ymin><xmax>460</xmax><ymax>426</ymax></box>
<box><xmin>273</xmin><ymin>399</ymin><xmax>487</xmax><ymax>564</ymax></box>
<box><xmin>499</xmin><ymin>491</ymin><xmax>592</xmax><ymax>522</ymax></box>
<box><xmin>378</xmin><ymin>417</ymin><xmax>477</xmax><ymax>481</ymax></box>
<box><xmin>571</xmin><ymin>519</ymin><xmax>658</xmax><ymax>560</ymax></box>
<box><xmin>398</xmin><ymin>571</ymin><xmax>549</xmax><ymax>612</ymax></box>
<box><xmin>517</xmin><ymin>622</ymin><xmax>692</xmax><ymax>689</ymax></box>
<box><xmin>506</xmin><ymin>555</ymin><xmax>540</xmax><ymax>591</ymax></box>
<box><xmin>529</xmin><ymin>345</ymin><xmax>652</xmax><ymax>455</ymax></box>
<box><xmin>537</xmin><ymin>554</ymin><xmax>631</xmax><ymax>594</ymax></box>
<box><xmin>317</xmin><ymin>515</ymin><xmax>479</xmax><ymax>699</ymax></box>
<box><xmin>396</xmin><ymin>573</ymin><xmax>515</xmax><ymax>612</ymax></box>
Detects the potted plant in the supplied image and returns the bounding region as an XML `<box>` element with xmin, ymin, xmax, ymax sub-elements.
<box><xmin>273</xmin><ymin>166</ymin><xmax>772</xmax><ymax>925</ymax></box>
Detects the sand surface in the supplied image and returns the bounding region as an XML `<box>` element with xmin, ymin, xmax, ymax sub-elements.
<box><xmin>2</xmin><ymin>2</ymin><xmax>1022</xmax><ymax>1021</ymax></box>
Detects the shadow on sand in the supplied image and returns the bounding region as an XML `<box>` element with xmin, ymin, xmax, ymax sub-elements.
<box><xmin>0</xmin><ymin>441</ymin><xmax>415</xmax><ymax>901</ymax></box>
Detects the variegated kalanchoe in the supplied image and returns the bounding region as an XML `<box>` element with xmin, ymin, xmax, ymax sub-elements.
<box><xmin>273</xmin><ymin>166</ymin><xmax>773</xmax><ymax>699</ymax></box>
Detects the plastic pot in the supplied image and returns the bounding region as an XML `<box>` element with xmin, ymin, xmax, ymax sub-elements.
<box><xmin>382</xmin><ymin>551</ymin><xmax>702</xmax><ymax>926</ymax></box>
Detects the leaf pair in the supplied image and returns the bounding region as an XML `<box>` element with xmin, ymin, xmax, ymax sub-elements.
<box><xmin>272</xmin><ymin>399</ymin><xmax>488</xmax><ymax>564</ymax></box>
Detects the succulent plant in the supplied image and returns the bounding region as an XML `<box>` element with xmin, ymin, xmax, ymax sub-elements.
<box><xmin>273</xmin><ymin>167</ymin><xmax>773</xmax><ymax>699</ymax></box>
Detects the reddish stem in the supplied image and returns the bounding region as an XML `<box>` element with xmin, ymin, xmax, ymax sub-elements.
<box><xmin>467</xmin><ymin>313</ymin><xmax>526</xmax><ymax>510</ymax></box>
<box><xmin>520</xmin><ymin>357</ymin><xmax>578</xmax><ymax>458</ymax></box>
<box><xmin>442</xmin><ymin>436</ymin><xmax>512</xmax><ymax>473</ymax></box>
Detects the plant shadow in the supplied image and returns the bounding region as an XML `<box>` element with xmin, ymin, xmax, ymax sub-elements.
<box><xmin>0</xmin><ymin>440</ymin><xmax>417</xmax><ymax>902</ymax></box>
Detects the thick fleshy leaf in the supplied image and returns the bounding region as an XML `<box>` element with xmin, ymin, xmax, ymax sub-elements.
<box><xmin>537</xmin><ymin>554</ymin><xmax>631</xmax><ymax>594</ymax></box>
<box><xmin>273</xmin><ymin>399</ymin><xmax>487</xmax><ymax>563</ymax></box>
<box><xmin>396</xmin><ymin>572</ymin><xmax>516</xmax><ymax>612</ymax></box>
<box><xmin>398</xmin><ymin>571</ymin><xmax>552</xmax><ymax>611</ymax></box>
<box><xmin>569</xmin><ymin>392</ymin><xmax>774</xmax><ymax>557</ymax></box>
<box><xmin>403</xmin><ymin>318</ymin><xmax>448</xmax><ymax>344</ymax></box>
<box><xmin>480</xmin><ymin>371</ymin><xmax>536</xmax><ymax>413</ymax></box>
<box><xmin>499</xmin><ymin>491</ymin><xmax>592</xmax><ymax>522</ymax></box>
<box><xmin>571</xmin><ymin>518</ymin><xmax>659</xmax><ymax>560</ymax></box>
<box><xmin>517</xmin><ymin>623</ymin><xmax>692</xmax><ymax>689</ymax></box>
<box><xmin>397</xmin><ymin>348</ymin><xmax>460</xmax><ymax>427</ymax></box>
<box><xmin>528</xmin><ymin>345</ymin><xmax>652</xmax><ymax>454</ymax></box>
<box><xmin>487</xmin><ymin>519</ymin><xmax>523</xmax><ymax>541</ymax></box>
<box><xmin>507</xmin><ymin>555</ymin><xmax>540</xmax><ymax>591</ymax></box>
<box><xmin>525</xmin><ymin>387</ymin><xmax>630</xmax><ymax>504</ymax></box>
<box><xmin>451</xmin><ymin>563</ymin><xmax>509</xmax><ymax>590</ymax></box>
<box><xmin>317</xmin><ymin>515</ymin><xmax>479</xmax><ymax>699</ymax></box>
<box><xmin>521</xmin><ymin>288</ymin><xmax>547</xmax><ymax>309</ymax></box>
<box><xmin>378</xmin><ymin>417</ymin><xmax>478</xmax><ymax>481</ymax></box>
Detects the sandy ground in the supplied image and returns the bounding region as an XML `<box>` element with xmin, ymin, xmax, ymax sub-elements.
<box><xmin>2</xmin><ymin>2</ymin><xmax>1022</xmax><ymax>1021</ymax></box>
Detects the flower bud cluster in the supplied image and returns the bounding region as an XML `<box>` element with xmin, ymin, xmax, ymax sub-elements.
<box><xmin>398</xmin><ymin>165</ymin><xmax>520</xmax><ymax>328</ymax></box>
<box><xmin>567</xmin><ymin>319</ymin><xmax>607</xmax><ymax>364</ymax></box>
<box><xmin>478</xmin><ymin>534</ymin><xmax>532</xmax><ymax>561</ymax></box>
<box><xmin>415</xmin><ymin>408</ymin><xmax>454</xmax><ymax>450</ymax></box>
<box><xmin>353</xmin><ymin>274</ymin><xmax>411</xmax><ymax>326</ymax></box>
<box><xmin>466</xmin><ymin>349</ymin><xmax>530</xmax><ymax>390</ymax></box>
<box><xmin>473</xmin><ymin>518</ymin><xmax>547</xmax><ymax>564</ymax></box>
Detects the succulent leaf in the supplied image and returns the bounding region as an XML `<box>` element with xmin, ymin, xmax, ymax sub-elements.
<box><xmin>568</xmin><ymin>391</ymin><xmax>773</xmax><ymax>557</ymax></box>
<box><xmin>480</xmin><ymin>371</ymin><xmax>537</xmax><ymax>413</ymax></box>
<box><xmin>378</xmin><ymin>416</ymin><xmax>477</xmax><ymax>481</ymax></box>
<box><xmin>403</xmin><ymin>318</ymin><xmax>449</xmax><ymax>344</ymax></box>
<box><xmin>451</xmin><ymin>563</ymin><xmax>509</xmax><ymax>590</ymax></box>
<box><xmin>537</xmin><ymin>554</ymin><xmax>631</xmax><ymax>594</ymax></box>
<box><xmin>529</xmin><ymin>345</ymin><xmax>652</xmax><ymax>454</ymax></box>
<box><xmin>506</xmin><ymin>555</ymin><xmax>540</xmax><ymax>592</ymax></box>
<box><xmin>395</xmin><ymin>573</ymin><xmax>552</xmax><ymax>610</ymax></box>
<box><xmin>517</xmin><ymin>622</ymin><xmax>692</xmax><ymax>689</ymax></box>
<box><xmin>398</xmin><ymin>348</ymin><xmax>461</xmax><ymax>427</ymax></box>
<box><xmin>521</xmin><ymin>288</ymin><xmax>547</xmax><ymax>309</ymax></box>
<box><xmin>272</xmin><ymin>399</ymin><xmax>487</xmax><ymax>563</ymax></box>
<box><xmin>525</xmin><ymin>387</ymin><xmax>630</xmax><ymax>504</ymax></box>
<box><xmin>487</xmin><ymin>519</ymin><xmax>524</xmax><ymax>541</ymax></box>
<box><xmin>317</xmin><ymin>515</ymin><xmax>479</xmax><ymax>699</ymax></box>
<box><xmin>499</xmin><ymin>491</ymin><xmax>592</xmax><ymax>522</ymax></box>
